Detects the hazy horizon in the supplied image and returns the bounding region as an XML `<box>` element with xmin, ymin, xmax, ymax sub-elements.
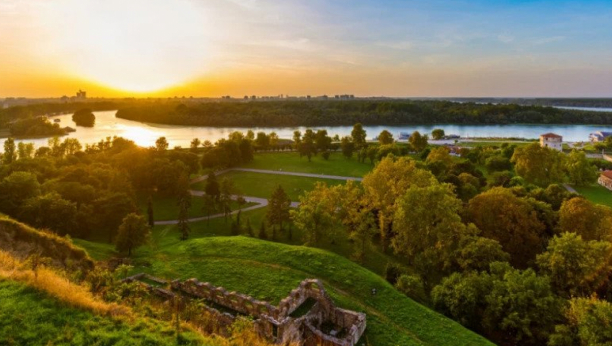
<box><xmin>2</xmin><ymin>0</ymin><xmax>612</xmax><ymax>98</ymax></box>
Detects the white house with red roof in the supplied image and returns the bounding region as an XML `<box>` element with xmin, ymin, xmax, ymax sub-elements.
<box><xmin>599</xmin><ymin>171</ymin><xmax>612</xmax><ymax>191</ymax></box>
<box><xmin>540</xmin><ymin>133</ymin><xmax>563</xmax><ymax>151</ymax></box>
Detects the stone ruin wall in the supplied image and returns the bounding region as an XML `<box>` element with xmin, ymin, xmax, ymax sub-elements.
<box><xmin>125</xmin><ymin>274</ymin><xmax>366</xmax><ymax>346</ymax></box>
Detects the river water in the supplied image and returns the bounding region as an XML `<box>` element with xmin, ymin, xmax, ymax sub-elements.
<box><xmin>11</xmin><ymin>110</ymin><xmax>612</xmax><ymax>148</ymax></box>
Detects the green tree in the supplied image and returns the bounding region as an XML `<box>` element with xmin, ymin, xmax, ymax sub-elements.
<box><xmin>0</xmin><ymin>171</ymin><xmax>41</xmax><ymax>215</ymax></box>
<box><xmin>255</xmin><ymin>132</ymin><xmax>269</xmax><ymax>149</ymax></box>
<box><xmin>269</xmin><ymin>132</ymin><xmax>279</xmax><ymax>147</ymax></box>
<box><xmin>205</xmin><ymin>172</ymin><xmax>221</xmax><ymax>200</ymax></box>
<box><xmin>466</xmin><ymin>187</ymin><xmax>547</xmax><ymax>268</ymax></box>
<box><xmin>511</xmin><ymin>143</ymin><xmax>565</xmax><ymax>186</ymax></box>
<box><xmin>190</xmin><ymin>138</ymin><xmax>201</xmax><ymax>152</ymax></box>
<box><xmin>559</xmin><ymin>197</ymin><xmax>612</xmax><ymax>241</ymax></box>
<box><xmin>219</xmin><ymin>178</ymin><xmax>237</xmax><ymax>222</ymax></box>
<box><xmin>426</xmin><ymin>146</ymin><xmax>453</xmax><ymax>165</ymax></box>
<box><xmin>393</xmin><ymin>183</ymin><xmax>472</xmax><ymax>274</ymax></box>
<box><xmin>258</xmin><ymin>222</ymin><xmax>268</xmax><ymax>240</ymax></box>
<box><xmin>432</xmin><ymin>271</ymin><xmax>493</xmax><ymax>328</ymax></box>
<box><xmin>201</xmin><ymin>194</ymin><xmax>216</xmax><ymax>224</ymax></box>
<box><xmin>433</xmin><ymin>262</ymin><xmax>563</xmax><ymax>345</ymax></box>
<box><xmin>291</xmin><ymin>183</ymin><xmax>337</xmax><ymax>245</ymax></box>
<box><xmin>454</xmin><ymin>235</ymin><xmax>510</xmax><ymax>272</ymax></box>
<box><xmin>549</xmin><ymin>297</ymin><xmax>612</xmax><ymax>346</ymax></box>
<box><xmin>378</xmin><ymin>130</ymin><xmax>394</xmax><ymax>145</ymax></box>
<box><xmin>115</xmin><ymin>213</ymin><xmax>150</xmax><ymax>255</ymax></box>
<box><xmin>351</xmin><ymin>123</ymin><xmax>367</xmax><ymax>149</ymax></box>
<box><xmin>292</xmin><ymin>130</ymin><xmax>302</xmax><ymax>150</ymax></box>
<box><xmin>340</xmin><ymin>136</ymin><xmax>354</xmax><ymax>159</ymax></box>
<box><xmin>565</xmin><ymin>150</ymin><xmax>598</xmax><ymax>186</ymax></box>
<box><xmin>2</xmin><ymin>137</ymin><xmax>16</xmax><ymax>164</ymax></box>
<box><xmin>19</xmin><ymin>193</ymin><xmax>78</xmax><ymax>236</ymax></box>
<box><xmin>72</xmin><ymin>108</ymin><xmax>95</xmax><ymax>127</ymax></box>
<box><xmin>92</xmin><ymin>192</ymin><xmax>136</xmax><ymax>242</ymax></box>
<box><xmin>266</xmin><ymin>185</ymin><xmax>292</xmax><ymax>239</ymax></box>
<box><xmin>362</xmin><ymin>156</ymin><xmax>437</xmax><ymax>251</ymax></box>
<box><xmin>299</xmin><ymin>129</ymin><xmax>317</xmax><ymax>162</ymax></box>
<box><xmin>177</xmin><ymin>194</ymin><xmax>191</xmax><ymax>240</ymax></box>
<box><xmin>155</xmin><ymin>136</ymin><xmax>169</xmax><ymax>152</ymax></box>
<box><xmin>431</xmin><ymin>128</ymin><xmax>445</xmax><ymax>140</ymax></box>
<box><xmin>146</xmin><ymin>196</ymin><xmax>155</xmax><ymax>227</ymax></box>
<box><xmin>315</xmin><ymin>129</ymin><xmax>332</xmax><ymax>153</ymax></box>
<box><xmin>537</xmin><ymin>232</ymin><xmax>612</xmax><ymax>298</ymax></box>
<box><xmin>485</xmin><ymin>155</ymin><xmax>512</xmax><ymax>172</ymax></box>
<box><xmin>409</xmin><ymin>131</ymin><xmax>428</xmax><ymax>152</ymax></box>
<box><xmin>17</xmin><ymin>142</ymin><xmax>34</xmax><ymax>160</ymax></box>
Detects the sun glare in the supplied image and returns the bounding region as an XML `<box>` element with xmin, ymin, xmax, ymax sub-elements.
<box><xmin>118</xmin><ymin>125</ymin><xmax>158</xmax><ymax>147</ymax></box>
<box><xmin>36</xmin><ymin>0</ymin><xmax>211</xmax><ymax>93</ymax></box>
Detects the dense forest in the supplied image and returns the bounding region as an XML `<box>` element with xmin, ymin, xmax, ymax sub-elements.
<box><xmin>0</xmin><ymin>101</ymin><xmax>119</xmax><ymax>127</ymax></box>
<box><xmin>115</xmin><ymin>100</ymin><xmax>612</xmax><ymax>127</ymax></box>
<box><xmin>445</xmin><ymin>98</ymin><xmax>612</xmax><ymax>108</ymax></box>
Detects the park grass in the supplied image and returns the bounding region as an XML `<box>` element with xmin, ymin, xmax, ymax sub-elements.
<box><xmin>193</xmin><ymin>170</ymin><xmax>348</xmax><ymax>201</ymax></box>
<box><xmin>456</xmin><ymin>140</ymin><xmax>536</xmax><ymax>148</ymax></box>
<box><xmin>72</xmin><ymin>238</ymin><xmax>119</xmax><ymax>260</ymax></box>
<box><xmin>136</xmin><ymin>191</ymin><xmax>255</xmax><ymax>221</ymax></box>
<box><xmin>139</xmin><ymin>207</ymin><xmax>396</xmax><ymax>276</ymax></box>
<box><xmin>242</xmin><ymin>152</ymin><xmax>373</xmax><ymax>177</ymax></box>
<box><xmin>574</xmin><ymin>184</ymin><xmax>612</xmax><ymax>208</ymax></box>
<box><xmin>0</xmin><ymin>279</ymin><xmax>213</xmax><ymax>346</ymax></box>
<box><xmin>120</xmin><ymin>236</ymin><xmax>493</xmax><ymax>346</ymax></box>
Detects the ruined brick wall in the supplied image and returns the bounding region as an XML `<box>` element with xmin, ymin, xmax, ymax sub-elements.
<box><xmin>171</xmin><ymin>278</ymin><xmax>279</xmax><ymax>320</ymax></box>
<box><xmin>127</xmin><ymin>274</ymin><xmax>366</xmax><ymax>346</ymax></box>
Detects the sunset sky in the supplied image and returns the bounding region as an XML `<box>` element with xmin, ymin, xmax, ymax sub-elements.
<box><xmin>1</xmin><ymin>0</ymin><xmax>612</xmax><ymax>98</ymax></box>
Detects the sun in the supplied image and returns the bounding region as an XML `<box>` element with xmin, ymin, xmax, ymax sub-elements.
<box><xmin>36</xmin><ymin>0</ymin><xmax>211</xmax><ymax>93</ymax></box>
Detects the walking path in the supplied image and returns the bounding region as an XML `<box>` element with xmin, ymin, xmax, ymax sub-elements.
<box><xmin>157</xmin><ymin>168</ymin><xmax>342</xmax><ymax>225</ymax></box>
<box><xmin>562</xmin><ymin>184</ymin><xmax>579</xmax><ymax>194</ymax></box>
<box><xmin>155</xmin><ymin>195</ymin><xmax>268</xmax><ymax>225</ymax></box>
<box><xmin>191</xmin><ymin>168</ymin><xmax>362</xmax><ymax>184</ymax></box>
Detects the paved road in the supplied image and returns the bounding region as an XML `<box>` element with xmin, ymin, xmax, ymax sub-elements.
<box><xmin>191</xmin><ymin>168</ymin><xmax>362</xmax><ymax>184</ymax></box>
<box><xmin>155</xmin><ymin>196</ymin><xmax>267</xmax><ymax>225</ymax></box>
<box><xmin>562</xmin><ymin>184</ymin><xmax>579</xmax><ymax>194</ymax></box>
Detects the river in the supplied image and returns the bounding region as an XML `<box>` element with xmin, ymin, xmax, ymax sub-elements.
<box><xmin>10</xmin><ymin>110</ymin><xmax>612</xmax><ymax>148</ymax></box>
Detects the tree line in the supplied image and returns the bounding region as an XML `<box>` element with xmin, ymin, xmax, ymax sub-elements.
<box><xmin>287</xmin><ymin>141</ymin><xmax>612</xmax><ymax>346</ymax></box>
<box><xmin>115</xmin><ymin>100</ymin><xmax>612</xmax><ymax>127</ymax></box>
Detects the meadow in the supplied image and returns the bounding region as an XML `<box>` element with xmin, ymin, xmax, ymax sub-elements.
<box><xmin>241</xmin><ymin>152</ymin><xmax>373</xmax><ymax>177</ymax></box>
<box><xmin>193</xmin><ymin>170</ymin><xmax>349</xmax><ymax>201</ymax></box>
<box><xmin>574</xmin><ymin>184</ymin><xmax>612</xmax><ymax>207</ymax></box>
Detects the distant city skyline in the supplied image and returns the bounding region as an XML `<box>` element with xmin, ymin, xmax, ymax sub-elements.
<box><xmin>1</xmin><ymin>0</ymin><xmax>612</xmax><ymax>98</ymax></box>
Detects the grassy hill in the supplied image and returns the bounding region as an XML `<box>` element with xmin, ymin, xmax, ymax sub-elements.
<box><xmin>0</xmin><ymin>216</ymin><xmax>94</xmax><ymax>272</ymax></box>
<box><xmin>87</xmin><ymin>235</ymin><xmax>493</xmax><ymax>346</ymax></box>
<box><xmin>0</xmin><ymin>279</ymin><xmax>209</xmax><ymax>346</ymax></box>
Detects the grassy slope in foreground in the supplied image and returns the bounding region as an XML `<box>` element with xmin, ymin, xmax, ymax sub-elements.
<box><xmin>128</xmin><ymin>236</ymin><xmax>493</xmax><ymax>346</ymax></box>
<box><xmin>0</xmin><ymin>279</ymin><xmax>210</xmax><ymax>346</ymax></box>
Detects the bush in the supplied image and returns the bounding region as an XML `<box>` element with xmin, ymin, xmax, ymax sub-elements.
<box><xmin>395</xmin><ymin>274</ymin><xmax>427</xmax><ymax>303</ymax></box>
<box><xmin>384</xmin><ymin>262</ymin><xmax>407</xmax><ymax>285</ymax></box>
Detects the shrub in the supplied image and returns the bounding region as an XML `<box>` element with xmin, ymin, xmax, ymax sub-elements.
<box><xmin>395</xmin><ymin>274</ymin><xmax>427</xmax><ymax>303</ymax></box>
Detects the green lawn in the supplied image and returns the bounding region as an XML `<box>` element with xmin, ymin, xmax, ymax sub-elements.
<box><xmin>0</xmin><ymin>280</ymin><xmax>208</xmax><ymax>346</ymax></box>
<box><xmin>574</xmin><ymin>184</ymin><xmax>612</xmax><ymax>208</ymax></box>
<box><xmin>241</xmin><ymin>152</ymin><xmax>373</xmax><ymax>177</ymax></box>
<box><xmin>137</xmin><ymin>191</ymin><xmax>255</xmax><ymax>221</ymax></box>
<box><xmin>115</xmin><ymin>236</ymin><xmax>492</xmax><ymax>346</ymax></box>
<box><xmin>193</xmin><ymin>170</ymin><xmax>348</xmax><ymax>201</ymax></box>
<box><xmin>456</xmin><ymin>140</ymin><xmax>536</xmax><ymax>148</ymax></box>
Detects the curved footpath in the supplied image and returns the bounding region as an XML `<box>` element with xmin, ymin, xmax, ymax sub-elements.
<box><xmin>155</xmin><ymin>169</ymin><xmax>360</xmax><ymax>225</ymax></box>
